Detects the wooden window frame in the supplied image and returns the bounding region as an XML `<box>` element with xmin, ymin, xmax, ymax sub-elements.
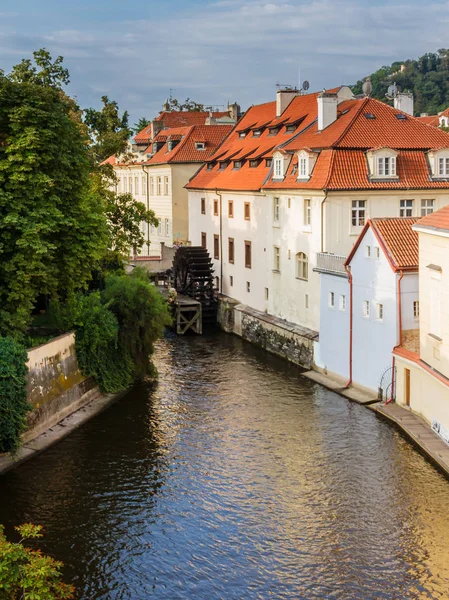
<box><xmin>214</xmin><ymin>234</ymin><xmax>220</xmax><ymax>260</ymax></box>
<box><xmin>214</xmin><ymin>199</ymin><xmax>219</xmax><ymax>216</ymax></box>
<box><xmin>228</xmin><ymin>200</ymin><xmax>234</xmax><ymax>218</ymax></box>
<box><xmin>244</xmin><ymin>240</ymin><xmax>251</xmax><ymax>269</ymax></box>
<box><xmin>244</xmin><ymin>202</ymin><xmax>250</xmax><ymax>220</ymax></box>
<box><xmin>228</xmin><ymin>237</ymin><xmax>234</xmax><ymax>264</ymax></box>
<box><xmin>201</xmin><ymin>232</ymin><xmax>207</xmax><ymax>248</ymax></box>
<box><xmin>201</xmin><ymin>197</ymin><xmax>206</xmax><ymax>215</ymax></box>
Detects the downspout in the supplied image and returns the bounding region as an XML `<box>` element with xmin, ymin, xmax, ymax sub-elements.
<box><xmin>215</xmin><ymin>189</ymin><xmax>223</xmax><ymax>294</ymax></box>
<box><xmin>397</xmin><ymin>270</ymin><xmax>404</xmax><ymax>347</ymax></box>
<box><xmin>344</xmin><ymin>264</ymin><xmax>353</xmax><ymax>388</ymax></box>
<box><xmin>142</xmin><ymin>165</ymin><xmax>150</xmax><ymax>256</ymax></box>
<box><xmin>320</xmin><ymin>189</ymin><xmax>328</xmax><ymax>253</ymax></box>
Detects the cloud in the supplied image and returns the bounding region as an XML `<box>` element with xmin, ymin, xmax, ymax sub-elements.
<box><xmin>0</xmin><ymin>0</ymin><xmax>447</xmax><ymax>122</ymax></box>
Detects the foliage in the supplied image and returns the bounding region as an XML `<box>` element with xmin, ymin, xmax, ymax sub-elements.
<box><xmin>352</xmin><ymin>48</ymin><xmax>449</xmax><ymax>116</ymax></box>
<box><xmin>0</xmin><ymin>337</ymin><xmax>30</xmax><ymax>454</ymax></box>
<box><xmin>84</xmin><ymin>96</ymin><xmax>131</xmax><ymax>163</ymax></box>
<box><xmin>165</xmin><ymin>97</ymin><xmax>205</xmax><ymax>111</ymax></box>
<box><xmin>132</xmin><ymin>117</ymin><xmax>150</xmax><ymax>135</ymax></box>
<box><xmin>0</xmin><ymin>50</ymin><xmax>109</xmax><ymax>336</ymax></box>
<box><xmin>0</xmin><ymin>523</ymin><xmax>74</xmax><ymax>599</ymax></box>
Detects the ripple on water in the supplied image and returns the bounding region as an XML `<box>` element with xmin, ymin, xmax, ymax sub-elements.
<box><xmin>1</xmin><ymin>332</ymin><xmax>449</xmax><ymax>599</ymax></box>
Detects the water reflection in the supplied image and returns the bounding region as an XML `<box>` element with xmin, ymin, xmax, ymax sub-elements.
<box><xmin>1</xmin><ymin>332</ymin><xmax>449</xmax><ymax>599</ymax></box>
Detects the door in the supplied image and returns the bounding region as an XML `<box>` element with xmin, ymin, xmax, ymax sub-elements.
<box><xmin>404</xmin><ymin>368</ymin><xmax>411</xmax><ymax>407</ymax></box>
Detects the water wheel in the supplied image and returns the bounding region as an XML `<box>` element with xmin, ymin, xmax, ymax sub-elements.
<box><xmin>172</xmin><ymin>246</ymin><xmax>217</xmax><ymax>325</ymax></box>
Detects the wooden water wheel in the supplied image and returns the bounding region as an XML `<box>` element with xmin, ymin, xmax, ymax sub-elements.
<box><xmin>172</xmin><ymin>246</ymin><xmax>217</xmax><ymax>325</ymax></box>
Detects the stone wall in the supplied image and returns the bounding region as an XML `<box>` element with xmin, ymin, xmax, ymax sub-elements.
<box><xmin>218</xmin><ymin>298</ymin><xmax>317</xmax><ymax>369</ymax></box>
<box><xmin>24</xmin><ymin>333</ymin><xmax>99</xmax><ymax>441</ymax></box>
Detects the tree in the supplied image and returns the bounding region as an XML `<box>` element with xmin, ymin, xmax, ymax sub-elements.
<box><xmin>0</xmin><ymin>523</ymin><xmax>74</xmax><ymax>599</ymax></box>
<box><xmin>132</xmin><ymin>117</ymin><xmax>151</xmax><ymax>135</ymax></box>
<box><xmin>165</xmin><ymin>97</ymin><xmax>205</xmax><ymax>111</ymax></box>
<box><xmin>84</xmin><ymin>96</ymin><xmax>131</xmax><ymax>162</ymax></box>
<box><xmin>0</xmin><ymin>50</ymin><xmax>109</xmax><ymax>336</ymax></box>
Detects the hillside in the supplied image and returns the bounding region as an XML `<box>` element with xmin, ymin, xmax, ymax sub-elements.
<box><xmin>352</xmin><ymin>49</ymin><xmax>449</xmax><ymax>116</ymax></box>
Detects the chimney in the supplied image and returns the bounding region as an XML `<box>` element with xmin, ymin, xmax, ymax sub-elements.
<box><xmin>394</xmin><ymin>92</ymin><xmax>414</xmax><ymax>116</ymax></box>
<box><xmin>228</xmin><ymin>102</ymin><xmax>241</xmax><ymax>121</ymax></box>
<box><xmin>150</xmin><ymin>119</ymin><xmax>164</xmax><ymax>141</ymax></box>
<box><xmin>276</xmin><ymin>88</ymin><xmax>298</xmax><ymax>117</ymax></box>
<box><xmin>317</xmin><ymin>92</ymin><xmax>338</xmax><ymax>131</ymax></box>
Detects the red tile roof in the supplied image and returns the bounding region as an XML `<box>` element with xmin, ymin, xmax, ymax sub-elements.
<box><xmin>144</xmin><ymin>124</ymin><xmax>232</xmax><ymax>165</ymax></box>
<box><xmin>187</xmin><ymin>92</ymin><xmax>449</xmax><ymax>193</ymax></box>
<box><xmin>346</xmin><ymin>218</ymin><xmax>419</xmax><ymax>272</ymax></box>
<box><xmin>414</xmin><ymin>204</ymin><xmax>449</xmax><ymax>232</ymax></box>
<box><xmin>134</xmin><ymin>110</ymin><xmax>229</xmax><ymax>144</ymax></box>
<box><xmin>417</xmin><ymin>107</ymin><xmax>449</xmax><ymax>128</ymax></box>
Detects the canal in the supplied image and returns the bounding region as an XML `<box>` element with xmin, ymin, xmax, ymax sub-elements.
<box><xmin>1</xmin><ymin>332</ymin><xmax>449</xmax><ymax>599</ymax></box>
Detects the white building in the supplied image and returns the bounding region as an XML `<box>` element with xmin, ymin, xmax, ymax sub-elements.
<box><xmin>187</xmin><ymin>86</ymin><xmax>449</xmax><ymax>349</ymax></box>
<box><xmin>317</xmin><ymin>218</ymin><xmax>419</xmax><ymax>393</ymax></box>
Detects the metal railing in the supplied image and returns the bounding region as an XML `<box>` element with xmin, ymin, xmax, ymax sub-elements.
<box><xmin>315</xmin><ymin>252</ymin><xmax>347</xmax><ymax>275</ymax></box>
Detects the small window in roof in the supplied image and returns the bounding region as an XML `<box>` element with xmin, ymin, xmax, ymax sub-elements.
<box><xmin>268</xmin><ymin>127</ymin><xmax>279</xmax><ymax>136</ymax></box>
<box><xmin>219</xmin><ymin>161</ymin><xmax>228</xmax><ymax>170</ymax></box>
<box><xmin>249</xmin><ymin>159</ymin><xmax>259</xmax><ymax>168</ymax></box>
<box><xmin>286</xmin><ymin>124</ymin><xmax>297</xmax><ymax>133</ymax></box>
<box><xmin>265</xmin><ymin>158</ymin><xmax>272</xmax><ymax>167</ymax></box>
<box><xmin>239</xmin><ymin>131</ymin><xmax>247</xmax><ymax>138</ymax></box>
<box><xmin>207</xmin><ymin>162</ymin><xmax>214</xmax><ymax>170</ymax></box>
<box><xmin>364</xmin><ymin>113</ymin><xmax>376</xmax><ymax>119</ymax></box>
<box><xmin>395</xmin><ymin>113</ymin><xmax>407</xmax><ymax>120</ymax></box>
<box><xmin>233</xmin><ymin>160</ymin><xmax>243</xmax><ymax>169</ymax></box>
<box><xmin>253</xmin><ymin>129</ymin><xmax>262</xmax><ymax>137</ymax></box>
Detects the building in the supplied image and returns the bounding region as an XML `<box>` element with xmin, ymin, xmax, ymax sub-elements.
<box><xmin>187</xmin><ymin>86</ymin><xmax>449</xmax><ymax>346</ymax></box>
<box><xmin>108</xmin><ymin>105</ymin><xmax>238</xmax><ymax>257</ymax></box>
<box><xmin>317</xmin><ymin>218</ymin><xmax>419</xmax><ymax>393</ymax></box>
<box><xmin>418</xmin><ymin>107</ymin><xmax>449</xmax><ymax>128</ymax></box>
<box><xmin>394</xmin><ymin>205</ymin><xmax>449</xmax><ymax>439</ymax></box>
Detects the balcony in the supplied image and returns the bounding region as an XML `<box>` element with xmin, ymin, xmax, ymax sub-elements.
<box><xmin>314</xmin><ymin>253</ymin><xmax>347</xmax><ymax>276</ymax></box>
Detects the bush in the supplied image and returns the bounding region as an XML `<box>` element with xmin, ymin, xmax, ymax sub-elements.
<box><xmin>0</xmin><ymin>523</ymin><xmax>74</xmax><ymax>599</ymax></box>
<box><xmin>0</xmin><ymin>338</ymin><xmax>30</xmax><ymax>454</ymax></box>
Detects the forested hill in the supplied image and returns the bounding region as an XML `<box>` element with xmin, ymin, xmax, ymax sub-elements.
<box><xmin>351</xmin><ymin>49</ymin><xmax>449</xmax><ymax>116</ymax></box>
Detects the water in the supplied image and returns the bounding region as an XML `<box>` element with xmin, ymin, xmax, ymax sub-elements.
<box><xmin>1</xmin><ymin>332</ymin><xmax>449</xmax><ymax>599</ymax></box>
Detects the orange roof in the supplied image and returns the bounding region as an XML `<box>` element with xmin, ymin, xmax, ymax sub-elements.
<box><xmin>346</xmin><ymin>218</ymin><xmax>419</xmax><ymax>272</ymax></box>
<box><xmin>414</xmin><ymin>204</ymin><xmax>449</xmax><ymax>233</ymax></box>
<box><xmin>134</xmin><ymin>110</ymin><xmax>229</xmax><ymax>144</ymax></box>
<box><xmin>187</xmin><ymin>92</ymin><xmax>449</xmax><ymax>193</ymax></box>
<box><xmin>144</xmin><ymin>124</ymin><xmax>232</xmax><ymax>165</ymax></box>
<box><xmin>101</xmin><ymin>154</ymin><xmax>117</xmax><ymax>166</ymax></box>
<box><xmin>417</xmin><ymin>107</ymin><xmax>449</xmax><ymax>128</ymax></box>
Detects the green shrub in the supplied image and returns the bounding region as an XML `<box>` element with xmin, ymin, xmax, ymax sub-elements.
<box><xmin>0</xmin><ymin>338</ymin><xmax>30</xmax><ymax>454</ymax></box>
<box><xmin>0</xmin><ymin>523</ymin><xmax>74</xmax><ymax>599</ymax></box>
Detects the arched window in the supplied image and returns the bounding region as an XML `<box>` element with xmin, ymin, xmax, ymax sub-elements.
<box><xmin>296</xmin><ymin>252</ymin><xmax>308</xmax><ymax>280</ymax></box>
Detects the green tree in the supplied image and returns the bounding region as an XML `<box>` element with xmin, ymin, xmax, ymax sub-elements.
<box><xmin>84</xmin><ymin>96</ymin><xmax>131</xmax><ymax>162</ymax></box>
<box><xmin>0</xmin><ymin>51</ymin><xmax>109</xmax><ymax>336</ymax></box>
<box><xmin>166</xmin><ymin>97</ymin><xmax>205</xmax><ymax>111</ymax></box>
<box><xmin>0</xmin><ymin>523</ymin><xmax>74</xmax><ymax>599</ymax></box>
<box><xmin>132</xmin><ymin>117</ymin><xmax>151</xmax><ymax>135</ymax></box>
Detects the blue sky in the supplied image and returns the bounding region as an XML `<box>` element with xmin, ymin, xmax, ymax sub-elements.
<box><xmin>0</xmin><ymin>0</ymin><xmax>447</xmax><ymax>125</ymax></box>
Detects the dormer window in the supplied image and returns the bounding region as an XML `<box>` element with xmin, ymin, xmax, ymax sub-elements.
<box><xmin>428</xmin><ymin>149</ymin><xmax>449</xmax><ymax>178</ymax></box>
<box><xmin>440</xmin><ymin>116</ymin><xmax>449</xmax><ymax>128</ymax></box>
<box><xmin>253</xmin><ymin>129</ymin><xmax>262</xmax><ymax>137</ymax></box>
<box><xmin>273</xmin><ymin>156</ymin><xmax>284</xmax><ymax>179</ymax></box>
<box><xmin>268</xmin><ymin>127</ymin><xmax>279</xmax><ymax>136</ymax></box>
<box><xmin>378</xmin><ymin>156</ymin><xmax>396</xmax><ymax>176</ymax></box>
<box><xmin>195</xmin><ymin>142</ymin><xmax>206</xmax><ymax>150</ymax></box>
<box><xmin>233</xmin><ymin>160</ymin><xmax>243</xmax><ymax>170</ymax></box>
<box><xmin>207</xmin><ymin>162</ymin><xmax>214</xmax><ymax>170</ymax></box>
<box><xmin>249</xmin><ymin>159</ymin><xmax>259</xmax><ymax>168</ymax></box>
<box><xmin>299</xmin><ymin>156</ymin><xmax>308</xmax><ymax>178</ymax></box>
<box><xmin>286</xmin><ymin>124</ymin><xmax>297</xmax><ymax>133</ymax></box>
<box><xmin>296</xmin><ymin>150</ymin><xmax>317</xmax><ymax>180</ymax></box>
<box><xmin>239</xmin><ymin>131</ymin><xmax>247</xmax><ymax>138</ymax></box>
<box><xmin>265</xmin><ymin>158</ymin><xmax>272</xmax><ymax>167</ymax></box>
<box><xmin>219</xmin><ymin>161</ymin><xmax>228</xmax><ymax>170</ymax></box>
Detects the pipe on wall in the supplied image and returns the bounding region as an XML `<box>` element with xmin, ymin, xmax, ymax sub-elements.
<box><xmin>344</xmin><ymin>264</ymin><xmax>353</xmax><ymax>388</ymax></box>
<box><xmin>215</xmin><ymin>189</ymin><xmax>223</xmax><ymax>294</ymax></box>
<box><xmin>397</xmin><ymin>270</ymin><xmax>404</xmax><ymax>347</ymax></box>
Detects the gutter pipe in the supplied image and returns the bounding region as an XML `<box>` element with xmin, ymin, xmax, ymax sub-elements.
<box><xmin>320</xmin><ymin>189</ymin><xmax>328</xmax><ymax>253</ymax></box>
<box><xmin>142</xmin><ymin>165</ymin><xmax>151</xmax><ymax>256</ymax></box>
<box><xmin>215</xmin><ymin>189</ymin><xmax>223</xmax><ymax>294</ymax></box>
<box><xmin>344</xmin><ymin>263</ymin><xmax>353</xmax><ymax>388</ymax></box>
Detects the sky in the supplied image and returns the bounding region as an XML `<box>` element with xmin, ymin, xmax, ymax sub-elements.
<box><xmin>0</xmin><ymin>0</ymin><xmax>448</xmax><ymax>125</ymax></box>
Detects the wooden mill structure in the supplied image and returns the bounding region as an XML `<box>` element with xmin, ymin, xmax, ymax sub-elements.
<box><xmin>171</xmin><ymin>246</ymin><xmax>217</xmax><ymax>335</ymax></box>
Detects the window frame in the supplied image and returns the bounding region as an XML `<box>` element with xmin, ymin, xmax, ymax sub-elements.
<box><xmin>376</xmin><ymin>303</ymin><xmax>384</xmax><ymax>321</ymax></box>
<box><xmin>213</xmin><ymin>199</ymin><xmax>219</xmax><ymax>216</ymax></box>
<box><xmin>164</xmin><ymin>176</ymin><xmax>169</xmax><ymax>195</ymax></box>
<box><xmin>214</xmin><ymin>234</ymin><xmax>220</xmax><ymax>260</ymax></box>
<box><xmin>201</xmin><ymin>232</ymin><xmax>207</xmax><ymax>248</ymax></box>
<box><xmin>244</xmin><ymin>202</ymin><xmax>251</xmax><ymax>221</ymax></box>
<box><xmin>273</xmin><ymin>197</ymin><xmax>280</xmax><ymax>224</ymax></box>
<box><xmin>351</xmin><ymin>200</ymin><xmax>367</xmax><ymax>229</ymax></box>
<box><xmin>228</xmin><ymin>200</ymin><xmax>234</xmax><ymax>218</ymax></box>
<box><xmin>273</xmin><ymin>246</ymin><xmax>281</xmax><ymax>272</ymax></box>
<box><xmin>244</xmin><ymin>240</ymin><xmax>252</xmax><ymax>269</ymax></box>
<box><xmin>201</xmin><ymin>197</ymin><xmax>206</xmax><ymax>215</ymax></box>
<box><xmin>363</xmin><ymin>300</ymin><xmax>370</xmax><ymax>318</ymax></box>
<box><xmin>296</xmin><ymin>252</ymin><xmax>308</xmax><ymax>281</ymax></box>
<box><xmin>339</xmin><ymin>294</ymin><xmax>346</xmax><ymax>311</ymax></box>
<box><xmin>329</xmin><ymin>292</ymin><xmax>335</xmax><ymax>308</ymax></box>
<box><xmin>399</xmin><ymin>199</ymin><xmax>414</xmax><ymax>217</ymax></box>
<box><xmin>303</xmin><ymin>199</ymin><xmax>311</xmax><ymax>227</ymax></box>
<box><xmin>273</xmin><ymin>157</ymin><xmax>283</xmax><ymax>179</ymax></box>
<box><xmin>228</xmin><ymin>237</ymin><xmax>234</xmax><ymax>264</ymax></box>
<box><xmin>421</xmin><ymin>199</ymin><xmax>435</xmax><ymax>216</ymax></box>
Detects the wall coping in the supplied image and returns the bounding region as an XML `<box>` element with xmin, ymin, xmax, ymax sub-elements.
<box><xmin>234</xmin><ymin>304</ymin><xmax>319</xmax><ymax>340</ymax></box>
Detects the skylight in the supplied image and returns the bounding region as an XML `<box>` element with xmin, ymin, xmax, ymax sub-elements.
<box><xmin>364</xmin><ymin>113</ymin><xmax>376</xmax><ymax>119</ymax></box>
<box><xmin>395</xmin><ymin>114</ymin><xmax>407</xmax><ymax>120</ymax></box>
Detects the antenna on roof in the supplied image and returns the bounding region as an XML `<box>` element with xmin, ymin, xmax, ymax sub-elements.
<box><xmin>362</xmin><ymin>77</ymin><xmax>372</xmax><ymax>97</ymax></box>
<box><xmin>302</xmin><ymin>80</ymin><xmax>310</xmax><ymax>92</ymax></box>
<box><xmin>386</xmin><ymin>82</ymin><xmax>399</xmax><ymax>100</ymax></box>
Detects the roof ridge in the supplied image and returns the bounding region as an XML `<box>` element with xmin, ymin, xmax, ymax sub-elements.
<box><xmin>333</xmin><ymin>97</ymin><xmax>370</xmax><ymax>147</ymax></box>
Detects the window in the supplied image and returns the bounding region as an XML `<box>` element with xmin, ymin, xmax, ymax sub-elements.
<box><xmin>273</xmin><ymin>197</ymin><xmax>280</xmax><ymax>223</ymax></box>
<box><xmin>273</xmin><ymin>246</ymin><xmax>280</xmax><ymax>272</ymax></box>
<box><xmin>195</xmin><ymin>142</ymin><xmax>206</xmax><ymax>150</ymax></box>
<box><xmin>150</xmin><ymin>177</ymin><xmax>154</xmax><ymax>195</ymax></box>
<box><xmin>244</xmin><ymin>202</ymin><xmax>250</xmax><ymax>220</ymax></box>
<box><xmin>305</xmin><ymin>294</ymin><xmax>309</xmax><ymax>308</ymax></box>
<box><xmin>201</xmin><ymin>232</ymin><xmax>207</xmax><ymax>248</ymax></box>
<box><xmin>363</xmin><ymin>300</ymin><xmax>370</xmax><ymax>318</ymax></box>
<box><xmin>201</xmin><ymin>198</ymin><xmax>206</xmax><ymax>215</ymax></box>
<box><xmin>253</xmin><ymin>129</ymin><xmax>262</xmax><ymax>137</ymax></box>
<box><xmin>129</xmin><ymin>177</ymin><xmax>133</xmax><ymax>194</ymax></box>
<box><xmin>375</xmin><ymin>246</ymin><xmax>380</xmax><ymax>258</ymax></box>
<box><xmin>377</xmin><ymin>156</ymin><xmax>396</xmax><ymax>176</ymax></box>
<box><xmin>228</xmin><ymin>238</ymin><xmax>234</xmax><ymax>264</ymax></box>
<box><xmin>265</xmin><ymin>287</ymin><xmax>269</xmax><ymax>300</ymax></box>
<box><xmin>329</xmin><ymin>292</ymin><xmax>335</xmax><ymax>308</ymax></box>
<box><xmin>249</xmin><ymin>159</ymin><xmax>259</xmax><ymax>168</ymax></box>
<box><xmin>430</xmin><ymin>275</ymin><xmax>441</xmax><ymax>338</ymax></box>
<box><xmin>214</xmin><ymin>234</ymin><xmax>219</xmax><ymax>260</ymax></box>
<box><xmin>304</xmin><ymin>199</ymin><xmax>311</xmax><ymax>226</ymax></box>
<box><xmin>438</xmin><ymin>157</ymin><xmax>449</xmax><ymax>176</ymax></box>
<box><xmin>286</xmin><ymin>124</ymin><xmax>296</xmax><ymax>133</ymax></box>
<box><xmin>214</xmin><ymin>199</ymin><xmax>219</xmax><ymax>216</ymax></box>
<box><xmin>239</xmin><ymin>131</ymin><xmax>247</xmax><ymax>139</ymax></box>
<box><xmin>164</xmin><ymin>176</ymin><xmax>169</xmax><ymax>195</ymax></box>
<box><xmin>158</xmin><ymin>221</ymin><xmax>162</xmax><ymax>235</ymax></box>
<box><xmin>339</xmin><ymin>295</ymin><xmax>346</xmax><ymax>311</ymax></box>
<box><xmin>376</xmin><ymin>303</ymin><xmax>384</xmax><ymax>321</ymax></box>
<box><xmin>352</xmin><ymin>200</ymin><xmax>366</xmax><ymax>227</ymax></box>
<box><xmin>157</xmin><ymin>177</ymin><xmax>162</xmax><ymax>195</ymax></box>
<box><xmin>233</xmin><ymin>160</ymin><xmax>242</xmax><ymax>169</ymax></box>
<box><xmin>421</xmin><ymin>199</ymin><xmax>434</xmax><ymax>216</ymax></box>
<box><xmin>299</xmin><ymin>157</ymin><xmax>307</xmax><ymax>177</ymax></box>
<box><xmin>265</xmin><ymin>158</ymin><xmax>272</xmax><ymax>168</ymax></box>
<box><xmin>142</xmin><ymin>176</ymin><xmax>147</xmax><ymax>195</ymax></box>
<box><xmin>207</xmin><ymin>163</ymin><xmax>214</xmax><ymax>170</ymax></box>
<box><xmin>228</xmin><ymin>200</ymin><xmax>234</xmax><ymax>218</ymax></box>
<box><xmin>296</xmin><ymin>252</ymin><xmax>308</xmax><ymax>280</ymax></box>
<box><xmin>268</xmin><ymin>126</ymin><xmax>279</xmax><ymax>136</ymax></box>
<box><xmin>400</xmin><ymin>199</ymin><xmax>414</xmax><ymax>217</ymax></box>
<box><xmin>230</xmin><ymin>275</ymin><xmax>234</xmax><ymax>286</ymax></box>
<box><xmin>413</xmin><ymin>300</ymin><xmax>419</xmax><ymax>319</ymax></box>
<box><xmin>215</xmin><ymin>276</ymin><xmax>220</xmax><ymax>290</ymax></box>
<box><xmin>365</xmin><ymin>245</ymin><xmax>371</xmax><ymax>258</ymax></box>
<box><xmin>244</xmin><ymin>241</ymin><xmax>251</xmax><ymax>268</ymax></box>
<box><xmin>135</xmin><ymin>177</ymin><xmax>139</xmax><ymax>195</ymax></box>
<box><xmin>165</xmin><ymin>218</ymin><xmax>169</xmax><ymax>237</ymax></box>
<box><xmin>274</xmin><ymin>157</ymin><xmax>283</xmax><ymax>179</ymax></box>
<box><xmin>247</xmin><ymin>281</ymin><xmax>251</xmax><ymax>292</ymax></box>
<box><xmin>288</xmin><ymin>198</ymin><xmax>291</xmax><ymax>209</ymax></box>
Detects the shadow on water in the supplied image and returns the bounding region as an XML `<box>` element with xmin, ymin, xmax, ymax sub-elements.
<box><xmin>1</xmin><ymin>331</ymin><xmax>449</xmax><ymax>599</ymax></box>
